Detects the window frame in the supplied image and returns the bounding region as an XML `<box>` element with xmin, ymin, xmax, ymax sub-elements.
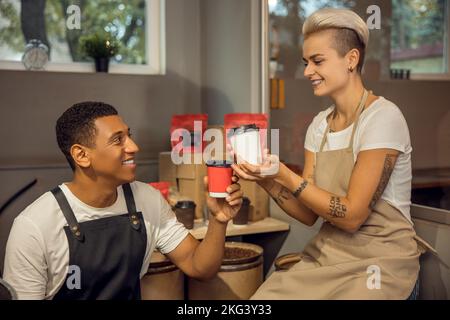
<box><xmin>0</xmin><ymin>0</ymin><xmax>166</xmax><ymax>75</ymax></box>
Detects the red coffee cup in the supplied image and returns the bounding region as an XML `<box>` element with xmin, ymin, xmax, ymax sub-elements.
<box><xmin>206</xmin><ymin>160</ymin><xmax>233</xmax><ymax>198</ymax></box>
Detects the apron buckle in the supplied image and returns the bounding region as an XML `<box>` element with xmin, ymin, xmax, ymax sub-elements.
<box><xmin>70</xmin><ymin>225</ymin><xmax>84</xmax><ymax>242</ymax></box>
<box><xmin>129</xmin><ymin>213</ymin><xmax>141</xmax><ymax>230</ymax></box>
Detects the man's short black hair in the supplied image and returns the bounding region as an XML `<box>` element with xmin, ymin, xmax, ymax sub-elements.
<box><xmin>56</xmin><ymin>101</ymin><xmax>118</xmax><ymax>171</ymax></box>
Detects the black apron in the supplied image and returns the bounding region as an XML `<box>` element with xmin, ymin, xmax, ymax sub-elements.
<box><xmin>51</xmin><ymin>183</ymin><xmax>147</xmax><ymax>300</ymax></box>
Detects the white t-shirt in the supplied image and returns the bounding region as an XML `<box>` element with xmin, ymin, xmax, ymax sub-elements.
<box><xmin>304</xmin><ymin>97</ymin><xmax>413</xmax><ymax>222</ymax></box>
<box><xmin>3</xmin><ymin>181</ymin><xmax>189</xmax><ymax>300</ymax></box>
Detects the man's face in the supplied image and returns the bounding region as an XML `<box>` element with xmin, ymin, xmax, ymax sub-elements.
<box><xmin>87</xmin><ymin>115</ymin><xmax>139</xmax><ymax>185</ymax></box>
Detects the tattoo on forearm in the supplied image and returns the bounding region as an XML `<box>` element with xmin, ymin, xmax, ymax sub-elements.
<box><xmin>370</xmin><ymin>154</ymin><xmax>396</xmax><ymax>208</ymax></box>
<box><xmin>329</xmin><ymin>196</ymin><xmax>347</xmax><ymax>218</ymax></box>
<box><xmin>266</xmin><ymin>179</ymin><xmax>277</xmax><ymax>193</ymax></box>
<box><xmin>273</xmin><ymin>187</ymin><xmax>291</xmax><ymax>205</ymax></box>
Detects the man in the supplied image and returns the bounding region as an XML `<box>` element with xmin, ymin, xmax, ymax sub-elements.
<box><xmin>3</xmin><ymin>101</ymin><xmax>243</xmax><ymax>300</ymax></box>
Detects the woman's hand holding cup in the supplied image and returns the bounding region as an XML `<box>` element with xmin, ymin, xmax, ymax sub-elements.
<box><xmin>230</xmin><ymin>146</ymin><xmax>282</xmax><ymax>182</ymax></box>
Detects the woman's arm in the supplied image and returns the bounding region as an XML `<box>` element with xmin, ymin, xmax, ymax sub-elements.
<box><xmin>258</xmin><ymin>179</ymin><xmax>318</xmax><ymax>226</ymax></box>
<box><xmin>232</xmin><ymin>150</ymin><xmax>318</xmax><ymax>227</ymax></box>
<box><xmin>276</xmin><ymin>148</ymin><xmax>399</xmax><ymax>233</ymax></box>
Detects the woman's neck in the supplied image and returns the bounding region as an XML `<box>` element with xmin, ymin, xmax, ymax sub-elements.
<box><xmin>331</xmin><ymin>77</ymin><xmax>366</xmax><ymax>123</ymax></box>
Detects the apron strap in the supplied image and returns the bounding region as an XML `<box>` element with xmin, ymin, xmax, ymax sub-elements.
<box><xmin>51</xmin><ymin>187</ymin><xmax>84</xmax><ymax>242</ymax></box>
<box><xmin>122</xmin><ymin>183</ymin><xmax>141</xmax><ymax>230</ymax></box>
<box><xmin>319</xmin><ymin>114</ymin><xmax>332</xmax><ymax>152</ymax></box>
<box><xmin>348</xmin><ymin>89</ymin><xmax>369</xmax><ymax>149</ymax></box>
<box><xmin>318</xmin><ymin>89</ymin><xmax>369</xmax><ymax>152</ymax></box>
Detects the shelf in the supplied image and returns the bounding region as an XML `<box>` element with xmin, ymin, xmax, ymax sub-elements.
<box><xmin>412</xmin><ymin>168</ymin><xmax>450</xmax><ymax>189</ymax></box>
<box><xmin>189</xmin><ymin>217</ymin><xmax>290</xmax><ymax>240</ymax></box>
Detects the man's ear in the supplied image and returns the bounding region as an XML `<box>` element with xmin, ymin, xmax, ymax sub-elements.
<box><xmin>71</xmin><ymin>144</ymin><xmax>91</xmax><ymax>169</ymax></box>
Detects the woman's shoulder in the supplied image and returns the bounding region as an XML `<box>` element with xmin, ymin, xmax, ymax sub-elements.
<box><xmin>363</xmin><ymin>97</ymin><xmax>404</xmax><ymax>118</ymax></box>
<box><xmin>357</xmin><ymin>97</ymin><xmax>411</xmax><ymax>150</ymax></box>
<box><xmin>360</xmin><ymin>97</ymin><xmax>408</xmax><ymax>129</ymax></box>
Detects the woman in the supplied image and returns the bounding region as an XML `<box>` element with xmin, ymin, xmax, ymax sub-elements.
<box><xmin>232</xmin><ymin>8</ymin><xmax>430</xmax><ymax>299</ymax></box>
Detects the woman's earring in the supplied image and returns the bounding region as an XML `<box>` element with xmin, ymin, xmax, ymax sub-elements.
<box><xmin>348</xmin><ymin>66</ymin><xmax>354</xmax><ymax>73</ymax></box>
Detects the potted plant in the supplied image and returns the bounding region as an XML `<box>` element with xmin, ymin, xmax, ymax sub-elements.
<box><xmin>80</xmin><ymin>33</ymin><xmax>120</xmax><ymax>73</ymax></box>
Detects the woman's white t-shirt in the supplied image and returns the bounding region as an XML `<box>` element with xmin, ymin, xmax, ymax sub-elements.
<box><xmin>304</xmin><ymin>97</ymin><xmax>413</xmax><ymax>223</ymax></box>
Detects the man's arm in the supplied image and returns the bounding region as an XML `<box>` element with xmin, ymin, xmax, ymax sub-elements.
<box><xmin>165</xmin><ymin>218</ymin><xmax>227</xmax><ymax>280</ymax></box>
<box><xmin>166</xmin><ymin>178</ymin><xmax>242</xmax><ymax>280</ymax></box>
<box><xmin>3</xmin><ymin>216</ymin><xmax>48</xmax><ymax>299</ymax></box>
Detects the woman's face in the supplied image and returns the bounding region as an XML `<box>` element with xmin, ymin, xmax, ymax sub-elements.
<box><xmin>302</xmin><ymin>30</ymin><xmax>351</xmax><ymax>97</ymax></box>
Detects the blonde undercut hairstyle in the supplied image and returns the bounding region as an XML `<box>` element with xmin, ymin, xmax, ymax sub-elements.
<box><xmin>302</xmin><ymin>8</ymin><xmax>369</xmax><ymax>73</ymax></box>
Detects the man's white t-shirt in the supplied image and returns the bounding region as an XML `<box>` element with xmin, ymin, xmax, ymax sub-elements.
<box><xmin>304</xmin><ymin>97</ymin><xmax>413</xmax><ymax>223</ymax></box>
<box><xmin>3</xmin><ymin>181</ymin><xmax>189</xmax><ymax>300</ymax></box>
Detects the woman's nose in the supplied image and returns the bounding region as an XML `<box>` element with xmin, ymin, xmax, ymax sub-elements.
<box><xmin>304</xmin><ymin>63</ymin><xmax>314</xmax><ymax>78</ymax></box>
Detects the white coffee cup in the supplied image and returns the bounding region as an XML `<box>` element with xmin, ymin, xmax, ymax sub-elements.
<box><xmin>228</xmin><ymin>124</ymin><xmax>262</xmax><ymax>165</ymax></box>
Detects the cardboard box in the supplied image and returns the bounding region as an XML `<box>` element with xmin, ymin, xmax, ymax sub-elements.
<box><xmin>158</xmin><ymin>152</ymin><xmax>177</xmax><ymax>187</ymax></box>
<box><xmin>239</xmin><ymin>179</ymin><xmax>269</xmax><ymax>222</ymax></box>
<box><xmin>159</xmin><ymin>151</ymin><xmax>268</xmax><ymax>221</ymax></box>
<box><xmin>176</xmin><ymin>154</ymin><xmax>207</xmax><ymax>220</ymax></box>
<box><xmin>159</xmin><ymin>151</ymin><xmax>207</xmax><ymax>220</ymax></box>
<box><xmin>205</xmin><ymin>125</ymin><xmax>232</xmax><ymax>162</ymax></box>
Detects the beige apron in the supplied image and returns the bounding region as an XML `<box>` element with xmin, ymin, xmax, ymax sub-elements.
<box><xmin>252</xmin><ymin>90</ymin><xmax>427</xmax><ymax>300</ymax></box>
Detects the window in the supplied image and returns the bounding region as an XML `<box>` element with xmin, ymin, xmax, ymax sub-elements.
<box><xmin>268</xmin><ymin>0</ymin><xmax>355</xmax><ymax>79</ymax></box>
<box><xmin>391</xmin><ymin>0</ymin><xmax>449</xmax><ymax>79</ymax></box>
<box><xmin>268</xmin><ymin>0</ymin><xmax>450</xmax><ymax>80</ymax></box>
<box><xmin>0</xmin><ymin>0</ymin><xmax>165</xmax><ymax>74</ymax></box>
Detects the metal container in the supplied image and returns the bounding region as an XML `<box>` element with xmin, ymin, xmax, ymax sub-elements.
<box><xmin>140</xmin><ymin>251</ymin><xmax>184</xmax><ymax>300</ymax></box>
<box><xmin>232</xmin><ymin>197</ymin><xmax>251</xmax><ymax>225</ymax></box>
<box><xmin>174</xmin><ymin>200</ymin><xmax>196</xmax><ymax>229</ymax></box>
<box><xmin>188</xmin><ymin>242</ymin><xmax>263</xmax><ymax>300</ymax></box>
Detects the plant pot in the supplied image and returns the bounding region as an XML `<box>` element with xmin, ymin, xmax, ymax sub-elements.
<box><xmin>94</xmin><ymin>57</ymin><xmax>110</xmax><ymax>73</ymax></box>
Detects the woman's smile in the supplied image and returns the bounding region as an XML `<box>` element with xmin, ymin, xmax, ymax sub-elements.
<box><xmin>311</xmin><ymin>78</ymin><xmax>324</xmax><ymax>88</ymax></box>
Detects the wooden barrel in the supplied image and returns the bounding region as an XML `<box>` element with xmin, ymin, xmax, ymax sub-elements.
<box><xmin>274</xmin><ymin>252</ymin><xmax>302</xmax><ymax>271</ymax></box>
<box><xmin>188</xmin><ymin>242</ymin><xmax>263</xmax><ymax>300</ymax></box>
<box><xmin>140</xmin><ymin>251</ymin><xmax>184</xmax><ymax>300</ymax></box>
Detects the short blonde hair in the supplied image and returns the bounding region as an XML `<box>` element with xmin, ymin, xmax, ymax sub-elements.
<box><xmin>302</xmin><ymin>8</ymin><xmax>369</xmax><ymax>72</ymax></box>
